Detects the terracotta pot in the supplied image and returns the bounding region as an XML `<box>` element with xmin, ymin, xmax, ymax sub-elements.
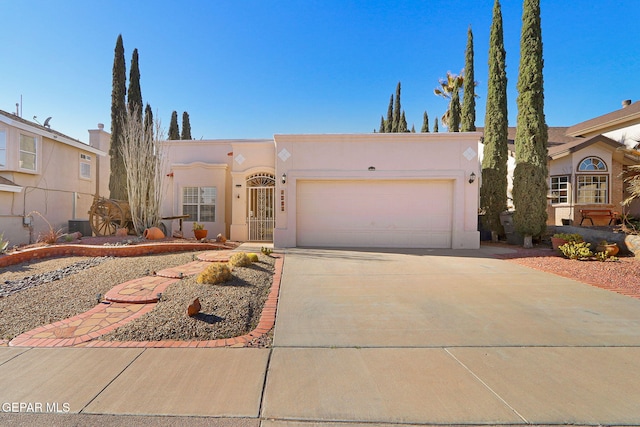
<box><xmin>194</xmin><ymin>229</ymin><xmax>208</xmax><ymax>240</ymax></box>
<box><xmin>596</xmin><ymin>243</ymin><xmax>619</xmax><ymax>257</ymax></box>
<box><xmin>551</xmin><ymin>237</ymin><xmax>567</xmax><ymax>251</ymax></box>
<box><xmin>143</xmin><ymin>227</ymin><xmax>166</xmax><ymax>240</ymax></box>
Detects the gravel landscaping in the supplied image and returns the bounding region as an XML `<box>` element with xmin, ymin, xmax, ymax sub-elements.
<box><xmin>495</xmin><ymin>244</ymin><xmax>640</xmax><ymax>291</ymax></box>
<box><xmin>0</xmin><ymin>252</ymin><xmax>200</xmax><ymax>341</ymax></box>
<box><xmin>100</xmin><ymin>254</ymin><xmax>275</xmax><ymax>343</ymax></box>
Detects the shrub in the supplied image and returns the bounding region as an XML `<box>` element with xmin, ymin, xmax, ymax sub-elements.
<box><xmin>247</xmin><ymin>253</ymin><xmax>259</xmax><ymax>262</ymax></box>
<box><xmin>552</xmin><ymin>233</ymin><xmax>583</xmax><ymax>242</ymax></box>
<box><xmin>594</xmin><ymin>251</ymin><xmax>619</xmax><ymax>262</ymax></box>
<box><xmin>196</xmin><ymin>263</ymin><xmax>232</xmax><ymax>285</ymax></box>
<box><xmin>261</xmin><ymin>246</ymin><xmax>273</xmax><ymax>256</ymax></box>
<box><xmin>559</xmin><ymin>241</ymin><xmax>593</xmax><ymax>260</ymax></box>
<box><xmin>229</xmin><ymin>252</ymin><xmax>252</xmax><ymax>267</ymax></box>
<box><xmin>0</xmin><ymin>233</ymin><xmax>8</xmax><ymax>253</ymax></box>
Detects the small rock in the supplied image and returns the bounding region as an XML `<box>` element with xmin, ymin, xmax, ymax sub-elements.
<box><xmin>216</xmin><ymin>234</ymin><xmax>227</xmax><ymax>243</ymax></box>
<box><xmin>187</xmin><ymin>298</ymin><xmax>201</xmax><ymax>317</ymax></box>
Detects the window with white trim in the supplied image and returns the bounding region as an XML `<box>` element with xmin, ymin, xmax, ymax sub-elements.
<box><xmin>80</xmin><ymin>153</ymin><xmax>91</xmax><ymax>179</ymax></box>
<box><xmin>19</xmin><ymin>134</ymin><xmax>37</xmax><ymax>171</ymax></box>
<box><xmin>550</xmin><ymin>175</ymin><xmax>569</xmax><ymax>204</ymax></box>
<box><xmin>182</xmin><ymin>186</ymin><xmax>216</xmax><ymax>222</ymax></box>
<box><xmin>0</xmin><ymin>131</ymin><xmax>6</xmax><ymax>168</ymax></box>
<box><xmin>576</xmin><ymin>156</ymin><xmax>608</xmax><ymax>204</ymax></box>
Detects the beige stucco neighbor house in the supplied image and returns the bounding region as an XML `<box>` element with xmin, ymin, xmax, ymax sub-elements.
<box><xmin>478</xmin><ymin>100</ymin><xmax>640</xmax><ymax>228</ymax></box>
<box><xmin>160</xmin><ymin>133</ymin><xmax>482</xmax><ymax>249</ymax></box>
<box><xmin>0</xmin><ymin>110</ymin><xmax>109</xmax><ymax>246</ymax></box>
<box><xmin>543</xmin><ymin>101</ymin><xmax>640</xmax><ymax>226</ymax></box>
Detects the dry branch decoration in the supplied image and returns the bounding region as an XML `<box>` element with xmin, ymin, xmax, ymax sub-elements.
<box><xmin>119</xmin><ymin>105</ymin><xmax>167</xmax><ymax>235</ymax></box>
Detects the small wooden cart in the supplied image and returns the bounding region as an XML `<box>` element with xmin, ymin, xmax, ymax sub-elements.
<box><xmin>89</xmin><ymin>196</ymin><xmax>191</xmax><ymax>237</ymax></box>
<box><xmin>88</xmin><ymin>196</ymin><xmax>133</xmax><ymax>236</ymax></box>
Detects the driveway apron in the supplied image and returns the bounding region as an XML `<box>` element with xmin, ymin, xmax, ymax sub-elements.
<box><xmin>263</xmin><ymin>247</ymin><xmax>640</xmax><ymax>425</ymax></box>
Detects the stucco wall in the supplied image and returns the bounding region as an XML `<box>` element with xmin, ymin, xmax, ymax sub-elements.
<box><xmin>547</xmin><ymin>142</ymin><xmax>622</xmax><ymax>226</ymax></box>
<box><xmin>1</xmin><ymin>129</ymin><xmax>104</xmax><ymax>246</ymax></box>
<box><xmin>273</xmin><ymin>133</ymin><xmax>481</xmax><ymax>249</ymax></box>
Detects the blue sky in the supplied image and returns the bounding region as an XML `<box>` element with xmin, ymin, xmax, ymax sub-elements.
<box><xmin>2</xmin><ymin>1</ymin><xmax>639</xmax><ymax>143</ymax></box>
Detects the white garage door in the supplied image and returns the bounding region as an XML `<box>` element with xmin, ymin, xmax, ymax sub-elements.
<box><xmin>296</xmin><ymin>180</ymin><xmax>453</xmax><ymax>248</ymax></box>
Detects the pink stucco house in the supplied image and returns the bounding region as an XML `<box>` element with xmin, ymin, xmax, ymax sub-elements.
<box><xmin>161</xmin><ymin>133</ymin><xmax>482</xmax><ymax>249</ymax></box>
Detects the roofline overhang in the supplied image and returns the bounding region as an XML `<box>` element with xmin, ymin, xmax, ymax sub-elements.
<box><xmin>0</xmin><ymin>184</ymin><xmax>23</xmax><ymax>193</ymax></box>
<box><xmin>566</xmin><ymin>111</ymin><xmax>640</xmax><ymax>137</ymax></box>
<box><xmin>0</xmin><ymin>115</ymin><xmax>106</xmax><ymax>157</ymax></box>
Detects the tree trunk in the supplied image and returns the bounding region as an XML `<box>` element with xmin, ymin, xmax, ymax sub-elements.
<box><xmin>491</xmin><ymin>230</ymin><xmax>499</xmax><ymax>243</ymax></box>
<box><xmin>523</xmin><ymin>234</ymin><xmax>533</xmax><ymax>249</ymax></box>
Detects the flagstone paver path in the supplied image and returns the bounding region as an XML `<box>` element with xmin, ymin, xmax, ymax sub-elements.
<box><xmin>7</xmin><ymin>250</ymin><xmax>283</xmax><ymax>349</ymax></box>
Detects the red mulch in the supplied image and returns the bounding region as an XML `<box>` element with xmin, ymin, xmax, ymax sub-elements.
<box><xmin>489</xmin><ymin>242</ymin><xmax>640</xmax><ymax>295</ymax></box>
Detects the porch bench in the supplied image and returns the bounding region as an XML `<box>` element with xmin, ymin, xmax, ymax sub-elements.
<box><xmin>579</xmin><ymin>209</ymin><xmax>619</xmax><ymax>226</ymax></box>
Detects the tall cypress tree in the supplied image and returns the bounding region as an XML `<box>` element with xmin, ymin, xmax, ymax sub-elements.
<box><xmin>181</xmin><ymin>112</ymin><xmax>192</xmax><ymax>140</ymax></box>
<box><xmin>461</xmin><ymin>26</ymin><xmax>476</xmax><ymax>131</ymax></box>
<box><xmin>168</xmin><ymin>111</ymin><xmax>180</xmax><ymax>140</ymax></box>
<box><xmin>392</xmin><ymin>82</ymin><xmax>402</xmax><ymax>132</ymax></box>
<box><xmin>421</xmin><ymin>111</ymin><xmax>429</xmax><ymax>133</ymax></box>
<box><xmin>109</xmin><ymin>34</ymin><xmax>128</xmax><ymax>201</ymax></box>
<box><xmin>481</xmin><ymin>0</ymin><xmax>509</xmax><ymax>241</ymax></box>
<box><xmin>399</xmin><ymin>111</ymin><xmax>408</xmax><ymax>132</ymax></box>
<box><xmin>433</xmin><ymin>117</ymin><xmax>439</xmax><ymax>133</ymax></box>
<box><xmin>127</xmin><ymin>48</ymin><xmax>142</xmax><ymax>122</ymax></box>
<box><xmin>385</xmin><ymin>95</ymin><xmax>394</xmax><ymax>133</ymax></box>
<box><xmin>411</xmin><ymin>124</ymin><xmax>416</xmax><ymax>133</ymax></box>
<box><xmin>512</xmin><ymin>0</ymin><xmax>548</xmax><ymax>248</ymax></box>
<box><xmin>379</xmin><ymin>116</ymin><xmax>386</xmax><ymax>133</ymax></box>
<box><xmin>144</xmin><ymin>103</ymin><xmax>153</xmax><ymax>135</ymax></box>
<box><xmin>448</xmin><ymin>81</ymin><xmax>461</xmax><ymax>132</ymax></box>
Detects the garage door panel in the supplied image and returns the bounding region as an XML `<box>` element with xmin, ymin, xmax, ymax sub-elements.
<box><xmin>296</xmin><ymin>180</ymin><xmax>453</xmax><ymax>248</ymax></box>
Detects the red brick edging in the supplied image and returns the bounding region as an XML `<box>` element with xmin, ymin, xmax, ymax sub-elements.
<box><xmin>0</xmin><ymin>242</ymin><xmax>230</xmax><ymax>268</ymax></box>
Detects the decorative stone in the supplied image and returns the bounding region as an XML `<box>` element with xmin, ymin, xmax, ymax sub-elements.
<box><xmin>216</xmin><ymin>233</ymin><xmax>227</xmax><ymax>243</ymax></box>
<box><xmin>187</xmin><ymin>298</ymin><xmax>201</xmax><ymax>317</ymax></box>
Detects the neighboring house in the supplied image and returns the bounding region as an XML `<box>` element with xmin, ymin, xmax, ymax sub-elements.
<box><xmin>0</xmin><ymin>110</ymin><xmax>109</xmax><ymax>246</ymax></box>
<box><xmin>160</xmin><ymin>133</ymin><xmax>482</xmax><ymax>249</ymax></box>
<box><xmin>479</xmin><ymin>100</ymin><xmax>640</xmax><ymax>228</ymax></box>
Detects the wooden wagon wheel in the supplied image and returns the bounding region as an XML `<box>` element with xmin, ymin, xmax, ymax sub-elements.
<box><xmin>89</xmin><ymin>198</ymin><xmax>127</xmax><ymax>236</ymax></box>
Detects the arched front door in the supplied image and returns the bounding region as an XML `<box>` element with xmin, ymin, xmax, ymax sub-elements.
<box><xmin>246</xmin><ymin>173</ymin><xmax>275</xmax><ymax>241</ymax></box>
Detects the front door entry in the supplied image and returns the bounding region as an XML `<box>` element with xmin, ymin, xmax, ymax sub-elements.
<box><xmin>246</xmin><ymin>173</ymin><xmax>275</xmax><ymax>241</ymax></box>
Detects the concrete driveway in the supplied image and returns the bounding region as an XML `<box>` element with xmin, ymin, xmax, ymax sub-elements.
<box><xmin>262</xmin><ymin>247</ymin><xmax>640</xmax><ymax>425</ymax></box>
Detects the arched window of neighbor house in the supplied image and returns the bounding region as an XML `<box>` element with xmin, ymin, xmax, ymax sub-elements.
<box><xmin>576</xmin><ymin>156</ymin><xmax>608</xmax><ymax>204</ymax></box>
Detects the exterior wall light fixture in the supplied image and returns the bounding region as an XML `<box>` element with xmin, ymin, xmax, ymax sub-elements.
<box><xmin>368</xmin><ymin>166</ymin><xmax>376</xmax><ymax>171</ymax></box>
<box><xmin>468</xmin><ymin>172</ymin><xmax>476</xmax><ymax>184</ymax></box>
<box><xmin>281</xmin><ymin>173</ymin><xmax>287</xmax><ymax>184</ymax></box>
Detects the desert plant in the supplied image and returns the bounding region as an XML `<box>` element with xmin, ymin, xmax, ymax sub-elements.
<box><xmin>0</xmin><ymin>233</ymin><xmax>8</xmax><ymax>253</ymax></box>
<box><xmin>193</xmin><ymin>222</ymin><xmax>205</xmax><ymax>231</ymax></box>
<box><xmin>552</xmin><ymin>233</ymin><xmax>583</xmax><ymax>242</ymax></box>
<box><xmin>594</xmin><ymin>251</ymin><xmax>618</xmax><ymax>262</ymax></box>
<box><xmin>120</xmin><ymin>104</ymin><xmax>167</xmax><ymax>235</ymax></box>
<box><xmin>247</xmin><ymin>253</ymin><xmax>259</xmax><ymax>262</ymax></box>
<box><xmin>261</xmin><ymin>246</ymin><xmax>273</xmax><ymax>256</ymax></box>
<box><xmin>229</xmin><ymin>252</ymin><xmax>252</xmax><ymax>267</ymax></box>
<box><xmin>196</xmin><ymin>263</ymin><xmax>232</xmax><ymax>285</ymax></box>
<box><xmin>559</xmin><ymin>241</ymin><xmax>593</xmax><ymax>260</ymax></box>
<box><xmin>27</xmin><ymin>211</ymin><xmax>63</xmax><ymax>244</ymax></box>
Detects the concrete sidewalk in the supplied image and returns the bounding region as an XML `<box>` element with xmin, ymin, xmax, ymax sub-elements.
<box><xmin>2</xmin><ymin>246</ymin><xmax>640</xmax><ymax>425</ymax></box>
